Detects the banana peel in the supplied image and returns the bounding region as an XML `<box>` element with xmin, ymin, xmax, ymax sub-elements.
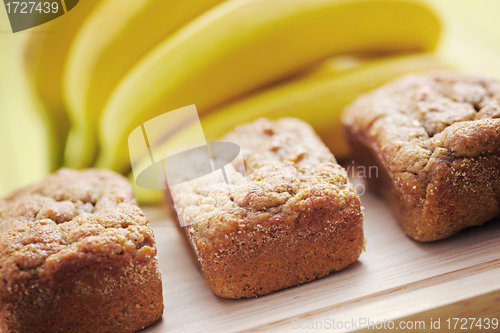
<box><xmin>131</xmin><ymin>53</ymin><xmax>449</xmax><ymax>203</ymax></box>
<box><xmin>96</xmin><ymin>0</ymin><xmax>441</xmax><ymax>173</ymax></box>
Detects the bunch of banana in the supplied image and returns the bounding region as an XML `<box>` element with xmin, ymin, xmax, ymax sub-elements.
<box><xmin>20</xmin><ymin>0</ymin><xmax>443</xmax><ymax>203</ymax></box>
<box><xmin>63</xmin><ymin>0</ymin><xmax>227</xmax><ymax>168</ymax></box>
<box><xmin>130</xmin><ymin>53</ymin><xmax>448</xmax><ymax>203</ymax></box>
<box><xmin>95</xmin><ymin>0</ymin><xmax>441</xmax><ymax>173</ymax></box>
<box><xmin>23</xmin><ymin>0</ymin><xmax>105</xmax><ymax>168</ymax></box>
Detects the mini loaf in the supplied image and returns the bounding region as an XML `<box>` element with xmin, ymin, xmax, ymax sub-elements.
<box><xmin>0</xmin><ymin>169</ymin><xmax>163</xmax><ymax>333</ymax></box>
<box><xmin>170</xmin><ymin>118</ymin><xmax>364</xmax><ymax>298</ymax></box>
<box><xmin>342</xmin><ymin>71</ymin><xmax>500</xmax><ymax>242</ymax></box>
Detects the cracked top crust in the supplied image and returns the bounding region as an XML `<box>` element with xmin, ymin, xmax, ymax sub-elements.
<box><xmin>342</xmin><ymin>71</ymin><xmax>500</xmax><ymax>240</ymax></box>
<box><xmin>343</xmin><ymin>71</ymin><xmax>500</xmax><ymax>177</ymax></box>
<box><xmin>171</xmin><ymin>118</ymin><xmax>360</xmax><ymax>249</ymax></box>
<box><xmin>0</xmin><ymin>169</ymin><xmax>155</xmax><ymax>291</ymax></box>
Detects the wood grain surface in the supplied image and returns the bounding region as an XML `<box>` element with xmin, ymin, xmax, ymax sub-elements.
<box><xmin>141</xmin><ymin>187</ymin><xmax>500</xmax><ymax>332</ymax></box>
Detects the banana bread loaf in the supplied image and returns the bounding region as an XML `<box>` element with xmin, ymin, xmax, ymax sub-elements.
<box><xmin>342</xmin><ymin>71</ymin><xmax>500</xmax><ymax>241</ymax></box>
<box><xmin>170</xmin><ymin>118</ymin><xmax>364</xmax><ymax>298</ymax></box>
<box><xmin>0</xmin><ymin>169</ymin><xmax>163</xmax><ymax>333</ymax></box>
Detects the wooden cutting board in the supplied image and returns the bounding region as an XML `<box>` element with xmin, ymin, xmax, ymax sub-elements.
<box><xmin>140</xmin><ymin>184</ymin><xmax>500</xmax><ymax>333</ymax></box>
<box><xmin>140</xmin><ymin>4</ymin><xmax>500</xmax><ymax>330</ymax></box>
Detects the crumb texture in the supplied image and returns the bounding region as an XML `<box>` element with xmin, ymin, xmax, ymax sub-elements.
<box><xmin>342</xmin><ymin>71</ymin><xmax>500</xmax><ymax>241</ymax></box>
<box><xmin>0</xmin><ymin>168</ymin><xmax>163</xmax><ymax>333</ymax></box>
<box><xmin>171</xmin><ymin>118</ymin><xmax>364</xmax><ymax>298</ymax></box>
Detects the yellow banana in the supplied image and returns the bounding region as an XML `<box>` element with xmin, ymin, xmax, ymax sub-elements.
<box><xmin>23</xmin><ymin>0</ymin><xmax>104</xmax><ymax>168</ymax></box>
<box><xmin>96</xmin><ymin>0</ymin><xmax>441</xmax><ymax>173</ymax></box>
<box><xmin>63</xmin><ymin>0</ymin><xmax>226</xmax><ymax>168</ymax></box>
<box><xmin>203</xmin><ymin>54</ymin><xmax>448</xmax><ymax>157</ymax></box>
<box><xmin>0</xmin><ymin>15</ymin><xmax>50</xmax><ymax>197</ymax></box>
<box><xmin>131</xmin><ymin>53</ymin><xmax>448</xmax><ymax>203</ymax></box>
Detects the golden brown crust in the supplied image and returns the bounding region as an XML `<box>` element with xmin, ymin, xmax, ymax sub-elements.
<box><xmin>342</xmin><ymin>71</ymin><xmax>500</xmax><ymax>242</ymax></box>
<box><xmin>0</xmin><ymin>169</ymin><xmax>163</xmax><ymax>333</ymax></box>
<box><xmin>170</xmin><ymin>118</ymin><xmax>364</xmax><ymax>298</ymax></box>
